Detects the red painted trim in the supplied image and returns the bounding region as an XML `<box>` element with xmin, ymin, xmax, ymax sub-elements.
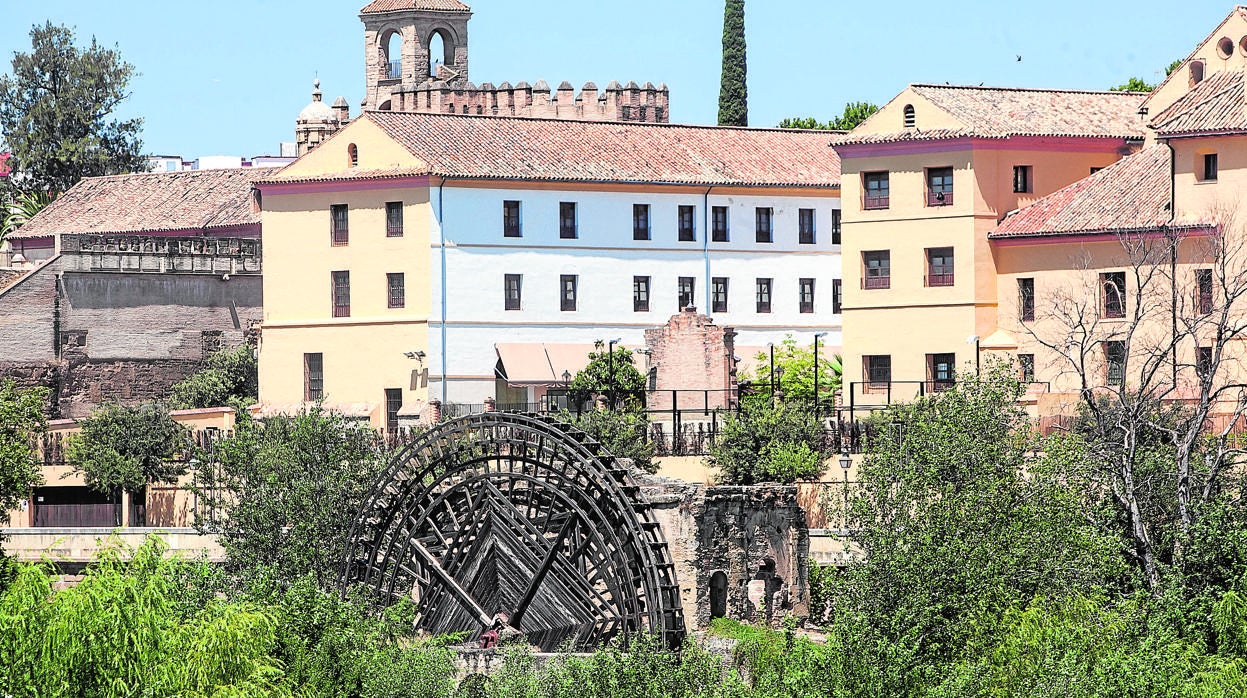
<box><xmin>991</xmin><ymin>226</ymin><xmax>1216</xmax><ymax>247</ymax></box>
<box><xmin>838</xmin><ymin>135</ymin><xmax>1132</xmax><ymax>159</ymax></box>
<box><xmin>258</xmin><ymin>175</ymin><xmax>431</xmax><ymax>195</ymax></box>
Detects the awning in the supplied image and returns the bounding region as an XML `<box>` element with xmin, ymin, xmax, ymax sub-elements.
<box><xmin>495</xmin><ymin>343</ymin><xmax>644</xmax><ymax>386</ymax></box>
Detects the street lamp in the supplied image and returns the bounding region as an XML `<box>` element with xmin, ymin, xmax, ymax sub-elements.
<box><xmin>814</xmin><ymin>332</ymin><xmax>829</xmax><ymax>419</ymax></box>
<box><xmin>768</xmin><ymin>343</ymin><xmax>776</xmax><ymax>397</ymax></box>
<box><xmin>966</xmin><ymin>335</ymin><xmax>981</xmax><ymax>374</ymax></box>
<box><xmin>607</xmin><ymin>338</ymin><xmax>622</xmax><ymax>407</ymax></box>
<box><xmin>839</xmin><ymin>449</ymin><xmax>853</xmax><ymax>520</ymax></box>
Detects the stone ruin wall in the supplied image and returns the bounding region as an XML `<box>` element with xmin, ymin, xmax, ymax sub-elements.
<box><xmin>642</xmin><ymin>478</ymin><xmax>810</xmax><ymax>630</ymax></box>
<box><xmin>386</xmin><ymin>80</ymin><xmax>670</xmax><ymax>123</ymax></box>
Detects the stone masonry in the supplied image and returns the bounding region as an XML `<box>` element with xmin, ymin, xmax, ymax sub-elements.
<box><xmin>645</xmin><ymin>308</ymin><xmax>739</xmax><ymax>412</ymax></box>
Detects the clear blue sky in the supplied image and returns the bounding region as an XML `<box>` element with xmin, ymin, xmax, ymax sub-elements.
<box><xmin>0</xmin><ymin>1</ymin><xmax>1235</xmax><ymax>157</ymax></box>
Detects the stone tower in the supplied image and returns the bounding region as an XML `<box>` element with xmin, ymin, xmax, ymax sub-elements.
<box><xmin>295</xmin><ymin>79</ymin><xmax>349</xmax><ymax>156</ymax></box>
<box><xmin>361</xmin><ymin>0</ymin><xmax>472</xmax><ymax>112</ymax></box>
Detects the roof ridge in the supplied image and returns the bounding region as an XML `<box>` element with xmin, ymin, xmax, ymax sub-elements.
<box><xmin>1151</xmin><ymin>69</ymin><xmax>1244</xmax><ymax>129</ymax></box>
<box><xmin>78</xmin><ymin>167</ymin><xmax>280</xmax><ymax>183</ymax></box>
<box><xmin>912</xmin><ymin>83</ymin><xmax>1145</xmax><ymax>96</ymax></box>
<box><xmin>362</xmin><ymin>110</ymin><xmax>841</xmax><ymax>135</ymax></box>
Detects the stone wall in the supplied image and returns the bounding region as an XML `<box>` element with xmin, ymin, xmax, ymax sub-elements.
<box><xmin>645</xmin><ymin>309</ymin><xmax>738</xmax><ymax>411</ymax></box>
<box><xmin>642</xmin><ymin>478</ymin><xmax>810</xmax><ymax>629</ymax></box>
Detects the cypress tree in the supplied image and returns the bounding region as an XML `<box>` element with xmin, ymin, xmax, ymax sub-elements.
<box><xmin>717</xmin><ymin>0</ymin><xmax>748</xmax><ymax>127</ymax></box>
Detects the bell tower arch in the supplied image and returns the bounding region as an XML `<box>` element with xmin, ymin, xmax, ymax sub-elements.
<box><xmin>360</xmin><ymin>0</ymin><xmax>472</xmax><ymax>111</ymax></box>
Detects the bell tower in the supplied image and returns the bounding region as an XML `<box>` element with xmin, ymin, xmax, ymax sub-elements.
<box><xmin>360</xmin><ymin>0</ymin><xmax>472</xmax><ymax>112</ymax></box>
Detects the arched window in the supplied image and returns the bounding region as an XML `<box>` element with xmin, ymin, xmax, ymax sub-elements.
<box><xmin>1190</xmin><ymin>59</ymin><xmax>1205</xmax><ymax>87</ymax></box>
<box><xmin>347</xmin><ymin>143</ymin><xmax>359</xmax><ymax>168</ymax></box>
<box><xmin>709</xmin><ymin>571</ymin><xmax>728</xmax><ymax>619</ymax></box>
<box><xmin>385</xmin><ymin>32</ymin><xmax>402</xmax><ymax>79</ymax></box>
<box><xmin>903</xmin><ymin>104</ymin><xmax>916</xmax><ymax>128</ymax></box>
<box><xmin>428</xmin><ymin>31</ymin><xmax>447</xmax><ymax>78</ymax></box>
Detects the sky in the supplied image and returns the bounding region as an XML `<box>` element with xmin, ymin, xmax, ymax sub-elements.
<box><xmin>0</xmin><ymin>0</ymin><xmax>1238</xmax><ymax>157</ymax></box>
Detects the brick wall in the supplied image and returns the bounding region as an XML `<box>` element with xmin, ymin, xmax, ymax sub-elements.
<box><xmin>0</xmin><ymin>261</ymin><xmax>58</xmax><ymax>363</ymax></box>
<box><xmin>645</xmin><ymin>309</ymin><xmax>738</xmax><ymax>412</ymax></box>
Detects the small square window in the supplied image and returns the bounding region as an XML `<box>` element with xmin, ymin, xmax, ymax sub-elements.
<box><xmin>678</xmin><ymin>277</ymin><xmax>695</xmax><ymax>310</ymax></box>
<box><xmin>799</xmin><ymin>209</ymin><xmax>816</xmax><ymax>245</ymax></box>
<box><xmin>386</xmin><ymin>202</ymin><xmax>404</xmax><ymax>237</ymax></box>
<box><xmin>926</xmin><ymin>247</ymin><xmax>954</xmax><ymax>287</ymax></box>
<box><xmin>633</xmin><ymin>204</ymin><xmax>651</xmax><ymax>241</ymax></box>
<box><xmin>863</xmin><ymin>250</ymin><xmax>890</xmax><ymax>290</ymax></box>
<box><xmin>832</xmin><ymin>209</ymin><xmax>842</xmax><ymax>245</ymax></box>
<box><xmin>304</xmin><ymin>353</ymin><xmax>324</xmax><ymax>402</ymax></box>
<box><xmin>331</xmin><ymin>204</ymin><xmax>349</xmax><ymax>246</ymax></box>
<box><xmin>560</xmin><ymin>202</ymin><xmax>578</xmax><ymax>239</ymax></box>
<box><xmin>385</xmin><ymin>388</ymin><xmax>403</xmax><ymax>431</ymax></box>
<box><xmin>678</xmin><ymin>205</ymin><xmax>696</xmax><ymax>242</ymax></box>
<box><xmin>799</xmin><ymin>278</ymin><xmax>815</xmax><ymax>314</ymax></box>
<box><xmin>755</xmin><ymin>207</ymin><xmax>773</xmax><ymax>243</ymax></box>
<box><xmin>331</xmin><ymin>270</ymin><xmax>350</xmax><ymax>318</ymax></box>
<box><xmin>1203</xmin><ymin>153</ymin><xmax>1219</xmax><ymax>182</ymax></box>
<box><xmin>712</xmin><ymin>206</ymin><xmax>730</xmax><ymax>242</ymax></box>
<box><xmin>756</xmin><ymin>278</ymin><xmax>772</xmax><ymax>313</ymax></box>
<box><xmin>504</xmin><ymin>274</ymin><xmax>522</xmax><ymax>311</ymax></box>
<box><xmin>926</xmin><ymin>353</ymin><xmax>956</xmax><ymax>391</ymax></box>
<box><xmin>864</xmin><ymin>355</ymin><xmax>891</xmax><ymax>391</ymax></box>
<box><xmin>833</xmin><ymin>278</ymin><xmax>842</xmax><ymax>314</ymax></box>
<box><xmin>712</xmin><ymin>277</ymin><xmax>729</xmax><ymax>313</ymax></box>
<box><xmin>633</xmin><ymin>276</ymin><xmax>651</xmax><ymax>312</ymax></box>
<box><xmin>387</xmin><ymin>272</ymin><xmax>405</xmax><ymax>309</ymax></box>
<box><xmin>927</xmin><ymin>167</ymin><xmax>954</xmax><ymax>206</ymax></box>
<box><xmin>503</xmin><ymin>200</ymin><xmax>522</xmax><ymax>237</ymax></box>
<box><xmin>1013</xmin><ymin>165</ymin><xmax>1032</xmax><ymax>194</ymax></box>
<box><xmin>1101</xmin><ymin>272</ymin><xmax>1126</xmax><ymax>319</ymax></box>
<box><xmin>561</xmin><ymin>275</ymin><xmax>578</xmax><ymax>312</ymax></box>
<box><xmin>863</xmin><ymin>172</ymin><xmax>890</xmax><ymax>209</ymax></box>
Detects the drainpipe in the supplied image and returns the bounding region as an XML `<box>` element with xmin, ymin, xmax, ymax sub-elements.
<box><xmin>703</xmin><ymin>187</ymin><xmax>713</xmax><ymax>310</ymax></box>
<box><xmin>1166</xmin><ymin>140</ymin><xmax>1177</xmax><ymax>385</ymax></box>
<box><xmin>437</xmin><ymin>177</ymin><xmax>451</xmax><ymax>404</ymax></box>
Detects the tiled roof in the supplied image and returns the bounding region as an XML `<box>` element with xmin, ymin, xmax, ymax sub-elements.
<box><xmin>990</xmin><ymin>145</ymin><xmax>1172</xmax><ymax>239</ymax></box>
<box><xmin>365</xmin><ymin>112</ymin><xmax>841</xmax><ymax>187</ymax></box>
<box><xmin>11</xmin><ymin>168</ymin><xmax>276</xmax><ymax>239</ymax></box>
<box><xmin>838</xmin><ymin>85</ymin><xmax>1148</xmax><ymax>146</ymax></box>
<box><xmin>360</xmin><ymin>0</ymin><xmax>470</xmax><ymax>13</ymax></box>
<box><xmin>1151</xmin><ymin>70</ymin><xmax>1247</xmax><ymax>137</ymax></box>
<box><xmin>258</xmin><ymin>166</ymin><xmax>431</xmax><ymax>185</ymax></box>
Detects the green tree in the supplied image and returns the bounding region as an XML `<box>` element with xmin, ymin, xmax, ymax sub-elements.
<box><xmin>1110</xmin><ymin>76</ymin><xmax>1154</xmax><ymax>92</ymax></box>
<box><xmin>168</xmin><ymin>345</ymin><xmax>259</xmax><ymax>410</ymax></box>
<box><xmin>0</xmin><ymin>190</ymin><xmax>52</xmax><ymax>243</ymax></box>
<box><xmin>743</xmin><ymin>335</ymin><xmax>841</xmax><ymax>407</ymax></box>
<box><xmin>568</xmin><ymin>342</ymin><xmax>646</xmax><ymax>409</ymax></box>
<box><xmin>708</xmin><ymin>402</ymin><xmax>829</xmax><ymax>484</ymax></box>
<box><xmin>0</xmin><ymin>381</ymin><xmax>47</xmax><ymax>556</ymax></box>
<box><xmin>1166</xmin><ymin>58</ymin><xmax>1183</xmax><ymax>76</ymax></box>
<box><xmin>0</xmin><ymin>22</ymin><xmax>146</xmax><ymax>195</ymax></box>
<box><xmin>67</xmin><ymin>403</ymin><xmax>188</xmax><ymax>524</ymax></box>
<box><xmin>199</xmin><ymin>408</ymin><xmax>385</xmax><ymax>585</ymax></box>
<box><xmin>777</xmin><ymin>117</ymin><xmax>831</xmax><ymax>130</ymax></box>
<box><xmin>561</xmin><ymin>407</ymin><xmax>656</xmax><ymax>474</ymax></box>
<box><xmin>827</xmin><ymin>101</ymin><xmax>880</xmax><ymax>131</ymax></box>
<box><xmin>717</xmin><ymin>0</ymin><xmax>748</xmax><ymax>127</ymax></box>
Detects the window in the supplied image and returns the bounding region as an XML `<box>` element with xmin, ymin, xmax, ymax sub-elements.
<box><xmin>503</xmin><ymin>200</ymin><xmax>522</xmax><ymax>237</ymax></box>
<box><xmin>304</xmin><ymin>353</ymin><xmax>324</xmax><ymax>402</ymax></box>
<box><xmin>799</xmin><ymin>209</ymin><xmax>816</xmax><ymax>244</ymax></box>
<box><xmin>864</xmin><ymin>355</ymin><xmax>892</xmax><ymax>388</ymax></box>
<box><xmin>863</xmin><ymin>172</ymin><xmax>890</xmax><ymax>209</ymax></box>
<box><xmin>386</xmin><ymin>202</ymin><xmax>404</xmax><ymax>237</ymax></box>
<box><xmin>348</xmin><ymin>143</ymin><xmax>359</xmax><ymax>168</ymax></box>
<box><xmin>712</xmin><ymin>277</ymin><xmax>729</xmax><ymax>313</ymax></box>
<box><xmin>633</xmin><ymin>276</ymin><xmax>651</xmax><ymax>312</ymax></box>
<box><xmin>1105</xmin><ymin>340</ymin><xmax>1126</xmax><ymax>384</ymax></box>
<box><xmin>1090</xmin><ymin>167</ymin><xmax>1104</xmax><ymax>175</ymax></box>
<box><xmin>331</xmin><ymin>204</ymin><xmax>349</xmax><ymax>246</ymax></box>
<box><xmin>1197</xmin><ymin>346</ymin><xmax>1214</xmax><ymax>380</ymax></box>
<box><xmin>1101</xmin><ymin>272</ymin><xmax>1126</xmax><ymax>319</ymax></box>
<box><xmin>1019</xmin><ymin>353</ymin><xmax>1035</xmax><ymax>382</ymax></box>
<box><xmin>833</xmin><ymin>278</ymin><xmax>842</xmax><ymax>314</ymax></box>
<box><xmin>678</xmin><ymin>205</ymin><xmax>696</xmax><ymax>242</ymax></box>
<box><xmin>1197</xmin><ymin>268</ymin><xmax>1214</xmax><ymax>315</ymax></box>
<box><xmin>560</xmin><ymin>275</ymin><xmax>578</xmax><ymax>312</ymax></box>
<box><xmin>798</xmin><ymin>278</ymin><xmax>816</xmax><ymax>314</ymax></box>
<box><xmin>387</xmin><ymin>272</ymin><xmax>405</xmax><ymax>309</ymax></box>
<box><xmin>832</xmin><ymin>209</ymin><xmax>842</xmax><ymax>245</ymax></box>
<box><xmin>927</xmin><ymin>353</ymin><xmax>956</xmax><ymax>391</ymax></box>
<box><xmin>1190</xmin><ymin>59</ymin><xmax>1205</xmax><ymax>86</ymax></box>
<box><xmin>560</xmin><ymin>202</ymin><xmax>578</xmax><ymax>239</ymax></box>
<box><xmin>1018</xmin><ymin>278</ymin><xmax>1035</xmax><ymax>322</ymax></box>
<box><xmin>903</xmin><ymin>104</ymin><xmax>916</xmax><ymax>128</ymax></box>
<box><xmin>633</xmin><ymin>204</ymin><xmax>651</xmax><ymax>241</ymax></box>
<box><xmin>927</xmin><ymin>167</ymin><xmax>954</xmax><ymax>206</ymax></box>
<box><xmin>755</xmin><ymin>207</ymin><xmax>773</xmax><ymax>243</ymax></box>
<box><xmin>863</xmin><ymin>250</ymin><xmax>891</xmax><ymax>289</ymax></box>
<box><xmin>385</xmin><ymin>388</ymin><xmax>402</xmax><ymax>431</ymax></box>
<box><xmin>1203</xmin><ymin>153</ymin><xmax>1219</xmax><ymax>182</ymax></box>
<box><xmin>678</xmin><ymin>277</ymin><xmax>695</xmax><ymax>310</ymax></box>
<box><xmin>926</xmin><ymin>247</ymin><xmax>954</xmax><ymax>287</ymax></box>
<box><xmin>332</xmin><ymin>271</ymin><xmax>350</xmax><ymax>318</ymax></box>
<box><xmin>756</xmin><ymin>278</ymin><xmax>772</xmax><ymax>313</ymax></box>
<box><xmin>504</xmin><ymin>274</ymin><xmax>522</xmax><ymax>311</ymax></box>
<box><xmin>712</xmin><ymin>206</ymin><xmax>729</xmax><ymax>242</ymax></box>
<box><xmin>1013</xmin><ymin>165</ymin><xmax>1032</xmax><ymax>194</ymax></box>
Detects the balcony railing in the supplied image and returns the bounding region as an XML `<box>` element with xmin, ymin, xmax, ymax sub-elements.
<box><xmin>927</xmin><ymin>190</ymin><xmax>953</xmax><ymax>207</ymax></box>
<box><xmin>387</xmin><ymin>61</ymin><xmax>402</xmax><ymax>79</ymax></box>
<box><xmin>863</xmin><ymin>276</ymin><xmax>891</xmax><ymax>290</ymax></box>
<box><xmin>863</xmin><ymin>195</ymin><xmax>890</xmax><ymax>210</ymax></box>
<box><xmin>926</xmin><ymin>273</ymin><xmax>955</xmax><ymax>287</ymax></box>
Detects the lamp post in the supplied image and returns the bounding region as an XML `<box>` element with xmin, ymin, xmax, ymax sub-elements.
<box><xmin>768</xmin><ymin>343</ymin><xmax>776</xmax><ymax>397</ymax></box>
<box><xmin>839</xmin><ymin>450</ymin><xmax>853</xmax><ymax>524</ymax></box>
<box><xmin>607</xmin><ymin>338</ymin><xmax>622</xmax><ymax>407</ymax></box>
<box><xmin>966</xmin><ymin>334</ymin><xmax>981</xmax><ymax>374</ymax></box>
<box><xmin>814</xmin><ymin>332</ymin><xmax>828</xmax><ymax>420</ymax></box>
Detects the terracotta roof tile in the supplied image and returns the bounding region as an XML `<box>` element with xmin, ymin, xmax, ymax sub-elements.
<box><xmin>365</xmin><ymin>112</ymin><xmax>841</xmax><ymax>188</ymax></box>
<box><xmin>1151</xmin><ymin>70</ymin><xmax>1247</xmax><ymax>137</ymax></box>
<box><xmin>990</xmin><ymin>145</ymin><xmax>1172</xmax><ymax>239</ymax></box>
<box><xmin>360</xmin><ymin>0</ymin><xmax>470</xmax><ymax>13</ymax></box>
<box><xmin>838</xmin><ymin>85</ymin><xmax>1147</xmax><ymax>146</ymax></box>
<box><xmin>258</xmin><ymin>166</ymin><xmax>431</xmax><ymax>185</ymax></box>
<box><xmin>11</xmin><ymin>168</ymin><xmax>276</xmax><ymax>239</ymax></box>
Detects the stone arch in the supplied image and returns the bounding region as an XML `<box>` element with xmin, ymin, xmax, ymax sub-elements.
<box><xmin>903</xmin><ymin>104</ymin><xmax>916</xmax><ymax>128</ymax></box>
<box><xmin>709</xmin><ymin>570</ymin><xmax>728</xmax><ymax>619</ymax></box>
<box><xmin>381</xmin><ymin>28</ymin><xmax>404</xmax><ymax>79</ymax></box>
<box><xmin>342</xmin><ymin>412</ymin><xmax>686</xmax><ymax>651</ymax></box>
<box><xmin>428</xmin><ymin>28</ymin><xmax>452</xmax><ymax>77</ymax></box>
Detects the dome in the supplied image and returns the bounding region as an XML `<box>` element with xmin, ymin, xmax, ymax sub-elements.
<box><xmin>298</xmin><ymin>79</ymin><xmax>337</xmax><ymax>123</ymax></box>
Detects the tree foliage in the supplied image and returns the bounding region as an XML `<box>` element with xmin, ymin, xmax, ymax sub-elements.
<box><xmin>67</xmin><ymin>402</ymin><xmax>188</xmax><ymax>497</ymax></box>
<box><xmin>562</xmin><ymin>407</ymin><xmax>656</xmax><ymax>474</ymax></box>
<box><xmin>168</xmin><ymin>345</ymin><xmax>259</xmax><ymax>410</ymax></box>
<box><xmin>0</xmin><ymin>380</ymin><xmax>46</xmax><ymax>524</ymax></box>
<box><xmin>0</xmin><ymin>22</ymin><xmax>146</xmax><ymax>195</ymax></box>
<box><xmin>709</xmin><ymin>402</ymin><xmax>829</xmax><ymax>484</ymax></box>
<box><xmin>717</xmin><ymin>0</ymin><xmax>748</xmax><ymax>127</ymax></box>
<box><xmin>568</xmin><ymin>342</ymin><xmax>647</xmax><ymax>409</ymax></box>
<box><xmin>198</xmin><ymin>408</ymin><xmax>386</xmax><ymax>586</ymax></box>
<box><xmin>0</xmin><ymin>190</ymin><xmax>52</xmax><ymax>243</ymax></box>
<box><xmin>781</xmin><ymin>102</ymin><xmax>880</xmax><ymax>131</ymax></box>
<box><xmin>743</xmin><ymin>335</ymin><xmax>841</xmax><ymax>407</ymax></box>
<box><xmin>1110</xmin><ymin>76</ymin><xmax>1154</xmax><ymax>92</ymax></box>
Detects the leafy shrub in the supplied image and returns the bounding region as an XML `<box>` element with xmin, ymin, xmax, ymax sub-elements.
<box><xmin>66</xmin><ymin>402</ymin><xmax>188</xmax><ymax>501</ymax></box>
<box><xmin>709</xmin><ymin>402</ymin><xmax>828</xmax><ymax>485</ymax></box>
<box><xmin>168</xmin><ymin>344</ymin><xmax>258</xmax><ymax>410</ymax></box>
<box><xmin>562</xmin><ymin>407</ymin><xmax>657</xmax><ymax>473</ymax></box>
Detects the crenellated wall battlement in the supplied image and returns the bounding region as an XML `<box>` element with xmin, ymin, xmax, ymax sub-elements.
<box><xmin>387</xmin><ymin>79</ymin><xmax>670</xmax><ymax>123</ymax></box>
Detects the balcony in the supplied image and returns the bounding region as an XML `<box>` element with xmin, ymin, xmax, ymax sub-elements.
<box><xmin>863</xmin><ymin>195</ymin><xmax>890</xmax><ymax>211</ymax></box>
<box><xmin>863</xmin><ymin>276</ymin><xmax>891</xmax><ymax>290</ymax></box>
<box><xmin>927</xmin><ymin>190</ymin><xmax>953</xmax><ymax>207</ymax></box>
<box><xmin>387</xmin><ymin>60</ymin><xmax>402</xmax><ymax>79</ymax></box>
<box><xmin>926</xmin><ymin>273</ymin><xmax>955</xmax><ymax>287</ymax></box>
